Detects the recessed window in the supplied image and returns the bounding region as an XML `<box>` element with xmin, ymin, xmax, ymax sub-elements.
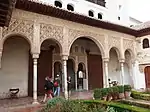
<box><xmin>119</xmin><ymin>5</ymin><xmax>122</xmax><ymax>10</ymax></box>
<box><xmin>67</xmin><ymin>4</ymin><xmax>74</xmax><ymax>11</ymax></box>
<box><xmin>98</xmin><ymin>13</ymin><xmax>102</xmax><ymax>19</ymax></box>
<box><xmin>54</xmin><ymin>0</ymin><xmax>62</xmax><ymax>8</ymax></box>
<box><xmin>88</xmin><ymin>10</ymin><xmax>94</xmax><ymax>17</ymax></box>
<box><xmin>118</xmin><ymin>16</ymin><xmax>120</xmax><ymax>20</ymax></box>
<box><xmin>143</xmin><ymin>38</ymin><xmax>149</xmax><ymax>49</ymax></box>
<box><xmin>75</xmin><ymin>46</ymin><xmax>78</xmax><ymax>52</ymax></box>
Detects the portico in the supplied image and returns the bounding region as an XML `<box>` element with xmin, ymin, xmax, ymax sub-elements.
<box><xmin>0</xmin><ymin>1</ymin><xmax>138</xmax><ymax>103</ymax></box>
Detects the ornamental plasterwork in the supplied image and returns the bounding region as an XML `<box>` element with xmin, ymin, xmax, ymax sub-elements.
<box><xmin>108</xmin><ymin>36</ymin><xmax>120</xmax><ymax>50</ymax></box>
<box><xmin>68</xmin><ymin>29</ymin><xmax>105</xmax><ymax>48</ymax></box>
<box><xmin>2</xmin><ymin>18</ymin><xmax>34</xmax><ymax>42</ymax></box>
<box><xmin>123</xmin><ymin>39</ymin><xmax>134</xmax><ymax>53</ymax></box>
<box><xmin>40</xmin><ymin>23</ymin><xmax>63</xmax><ymax>44</ymax></box>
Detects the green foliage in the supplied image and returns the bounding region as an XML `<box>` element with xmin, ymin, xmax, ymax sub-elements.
<box><xmin>94</xmin><ymin>88</ymin><xmax>102</xmax><ymax>99</ymax></box>
<box><xmin>117</xmin><ymin>85</ymin><xmax>124</xmax><ymax>93</ymax></box>
<box><xmin>46</xmin><ymin>97</ymin><xmax>65</xmax><ymax>108</ymax></box>
<box><xmin>101</xmin><ymin>88</ymin><xmax>108</xmax><ymax>97</ymax></box>
<box><xmin>131</xmin><ymin>90</ymin><xmax>150</xmax><ymax>101</ymax></box>
<box><xmin>82</xmin><ymin>100</ymin><xmax>150</xmax><ymax>112</ymax></box>
<box><xmin>107</xmin><ymin>87</ymin><xmax>113</xmax><ymax>95</ymax></box>
<box><xmin>111</xmin><ymin>86</ymin><xmax>119</xmax><ymax>94</ymax></box>
<box><xmin>124</xmin><ymin>85</ymin><xmax>131</xmax><ymax>92</ymax></box>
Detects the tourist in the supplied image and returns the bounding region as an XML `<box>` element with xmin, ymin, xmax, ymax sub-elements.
<box><xmin>67</xmin><ymin>76</ymin><xmax>71</xmax><ymax>98</ymax></box>
<box><xmin>54</xmin><ymin>74</ymin><xmax>61</xmax><ymax>97</ymax></box>
<box><xmin>42</xmin><ymin>76</ymin><xmax>54</xmax><ymax>103</ymax></box>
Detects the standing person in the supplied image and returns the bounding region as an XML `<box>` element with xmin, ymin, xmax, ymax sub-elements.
<box><xmin>42</xmin><ymin>76</ymin><xmax>54</xmax><ymax>103</ymax></box>
<box><xmin>67</xmin><ymin>76</ymin><xmax>71</xmax><ymax>98</ymax></box>
<box><xmin>54</xmin><ymin>74</ymin><xmax>61</xmax><ymax>97</ymax></box>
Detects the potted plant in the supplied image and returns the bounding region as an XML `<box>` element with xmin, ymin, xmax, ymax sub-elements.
<box><xmin>101</xmin><ymin>88</ymin><xmax>108</xmax><ymax>101</ymax></box>
<box><xmin>107</xmin><ymin>87</ymin><xmax>113</xmax><ymax>101</ymax></box>
<box><xmin>124</xmin><ymin>85</ymin><xmax>131</xmax><ymax>99</ymax></box>
<box><xmin>117</xmin><ymin>85</ymin><xmax>124</xmax><ymax>99</ymax></box>
<box><xmin>93</xmin><ymin>88</ymin><xmax>102</xmax><ymax>99</ymax></box>
<box><xmin>111</xmin><ymin>86</ymin><xmax>119</xmax><ymax>100</ymax></box>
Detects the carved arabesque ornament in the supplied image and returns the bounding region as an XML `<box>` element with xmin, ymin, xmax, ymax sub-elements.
<box><xmin>123</xmin><ymin>39</ymin><xmax>134</xmax><ymax>53</ymax></box>
<box><xmin>2</xmin><ymin>18</ymin><xmax>34</xmax><ymax>42</ymax></box>
<box><xmin>68</xmin><ymin>29</ymin><xmax>105</xmax><ymax>48</ymax></box>
<box><xmin>40</xmin><ymin>23</ymin><xmax>63</xmax><ymax>44</ymax></box>
<box><xmin>108</xmin><ymin>36</ymin><xmax>120</xmax><ymax>50</ymax></box>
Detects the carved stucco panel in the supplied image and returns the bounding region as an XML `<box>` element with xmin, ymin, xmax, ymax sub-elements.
<box><xmin>108</xmin><ymin>36</ymin><xmax>121</xmax><ymax>50</ymax></box>
<box><xmin>123</xmin><ymin>39</ymin><xmax>134</xmax><ymax>53</ymax></box>
<box><xmin>2</xmin><ymin>18</ymin><xmax>34</xmax><ymax>42</ymax></box>
<box><xmin>68</xmin><ymin>29</ymin><xmax>105</xmax><ymax>50</ymax></box>
<box><xmin>40</xmin><ymin>23</ymin><xmax>63</xmax><ymax>45</ymax></box>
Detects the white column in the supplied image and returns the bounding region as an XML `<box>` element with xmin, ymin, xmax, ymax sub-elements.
<box><xmin>120</xmin><ymin>59</ymin><xmax>125</xmax><ymax>85</ymax></box>
<box><xmin>132</xmin><ymin>61</ymin><xmax>137</xmax><ymax>89</ymax></box>
<box><xmin>32</xmin><ymin>54</ymin><xmax>39</xmax><ymax>104</ymax></box>
<box><xmin>103</xmin><ymin>58</ymin><xmax>109</xmax><ymax>88</ymax></box>
<box><xmin>62</xmin><ymin>55</ymin><xmax>68</xmax><ymax>99</ymax></box>
<box><xmin>75</xmin><ymin>72</ymin><xmax>78</xmax><ymax>90</ymax></box>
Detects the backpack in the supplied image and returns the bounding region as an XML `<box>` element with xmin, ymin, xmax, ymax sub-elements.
<box><xmin>54</xmin><ymin>81</ymin><xmax>58</xmax><ymax>87</ymax></box>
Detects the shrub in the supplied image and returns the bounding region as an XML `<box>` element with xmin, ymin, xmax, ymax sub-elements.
<box><xmin>117</xmin><ymin>85</ymin><xmax>124</xmax><ymax>93</ymax></box>
<box><xmin>46</xmin><ymin>97</ymin><xmax>65</xmax><ymax>109</ymax></box>
<box><xmin>94</xmin><ymin>88</ymin><xmax>102</xmax><ymax>99</ymax></box>
<box><xmin>101</xmin><ymin>88</ymin><xmax>108</xmax><ymax>97</ymax></box>
<box><xmin>107</xmin><ymin>87</ymin><xmax>113</xmax><ymax>95</ymax></box>
<box><xmin>124</xmin><ymin>85</ymin><xmax>131</xmax><ymax>92</ymax></box>
<box><xmin>131</xmin><ymin>90</ymin><xmax>150</xmax><ymax>101</ymax></box>
<box><xmin>111</xmin><ymin>86</ymin><xmax>119</xmax><ymax>94</ymax></box>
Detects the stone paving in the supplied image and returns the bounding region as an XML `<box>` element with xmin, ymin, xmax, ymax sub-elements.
<box><xmin>0</xmin><ymin>91</ymin><xmax>93</xmax><ymax>112</ymax></box>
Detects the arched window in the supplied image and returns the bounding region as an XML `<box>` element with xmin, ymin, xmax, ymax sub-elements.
<box><xmin>81</xmin><ymin>46</ymin><xmax>84</xmax><ymax>53</ymax></box>
<box><xmin>88</xmin><ymin>10</ymin><xmax>94</xmax><ymax>17</ymax></box>
<box><xmin>67</xmin><ymin>4</ymin><xmax>74</xmax><ymax>11</ymax></box>
<box><xmin>98</xmin><ymin>13</ymin><xmax>102</xmax><ymax>19</ymax></box>
<box><xmin>143</xmin><ymin>38</ymin><xmax>149</xmax><ymax>49</ymax></box>
<box><xmin>54</xmin><ymin>0</ymin><xmax>62</xmax><ymax>8</ymax></box>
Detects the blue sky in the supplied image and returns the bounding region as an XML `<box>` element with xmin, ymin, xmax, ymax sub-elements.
<box><xmin>129</xmin><ymin>0</ymin><xmax>150</xmax><ymax>22</ymax></box>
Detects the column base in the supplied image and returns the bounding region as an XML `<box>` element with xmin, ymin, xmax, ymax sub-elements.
<box><xmin>32</xmin><ymin>100</ymin><xmax>40</xmax><ymax>105</ymax></box>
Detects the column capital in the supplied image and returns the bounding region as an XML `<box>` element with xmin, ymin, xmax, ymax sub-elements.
<box><xmin>119</xmin><ymin>59</ymin><xmax>125</xmax><ymax>63</ymax></box>
<box><xmin>102</xmin><ymin>58</ymin><xmax>109</xmax><ymax>62</ymax></box>
<box><xmin>62</xmin><ymin>55</ymin><xmax>68</xmax><ymax>61</ymax></box>
<box><xmin>32</xmin><ymin>53</ymin><xmax>39</xmax><ymax>59</ymax></box>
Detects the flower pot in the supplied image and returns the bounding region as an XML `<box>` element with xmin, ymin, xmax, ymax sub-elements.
<box><xmin>125</xmin><ymin>91</ymin><xmax>131</xmax><ymax>99</ymax></box>
<box><xmin>107</xmin><ymin>95</ymin><xmax>112</xmax><ymax>101</ymax></box>
<box><xmin>119</xmin><ymin>93</ymin><xmax>124</xmax><ymax>99</ymax></box>
<box><xmin>102</xmin><ymin>96</ymin><xmax>107</xmax><ymax>101</ymax></box>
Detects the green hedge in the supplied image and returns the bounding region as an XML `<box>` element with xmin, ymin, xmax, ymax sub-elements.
<box><xmin>81</xmin><ymin>100</ymin><xmax>150</xmax><ymax>112</ymax></box>
<box><xmin>131</xmin><ymin>91</ymin><xmax>150</xmax><ymax>101</ymax></box>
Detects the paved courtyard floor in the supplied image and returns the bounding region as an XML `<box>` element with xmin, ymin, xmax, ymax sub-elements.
<box><xmin>0</xmin><ymin>91</ymin><xmax>93</xmax><ymax>112</ymax></box>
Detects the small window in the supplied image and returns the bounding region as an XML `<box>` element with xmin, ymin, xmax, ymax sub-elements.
<box><xmin>54</xmin><ymin>0</ymin><xmax>62</xmax><ymax>8</ymax></box>
<box><xmin>67</xmin><ymin>4</ymin><xmax>74</xmax><ymax>11</ymax></box>
<box><xmin>119</xmin><ymin>5</ymin><xmax>122</xmax><ymax>10</ymax></box>
<box><xmin>89</xmin><ymin>10</ymin><xmax>94</xmax><ymax>17</ymax></box>
<box><xmin>118</xmin><ymin>16</ymin><xmax>120</xmax><ymax>20</ymax></box>
<box><xmin>143</xmin><ymin>38</ymin><xmax>149</xmax><ymax>49</ymax></box>
<box><xmin>98</xmin><ymin>13</ymin><xmax>102</xmax><ymax>19</ymax></box>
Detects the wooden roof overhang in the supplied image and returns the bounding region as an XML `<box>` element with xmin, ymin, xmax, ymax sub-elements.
<box><xmin>0</xmin><ymin>0</ymin><xmax>17</xmax><ymax>27</ymax></box>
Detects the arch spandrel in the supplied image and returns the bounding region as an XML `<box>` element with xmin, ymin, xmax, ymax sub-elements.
<box><xmin>67</xmin><ymin>29</ymin><xmax>105</xmax><ymax>57</ymax></box>
<box><xmin>0</xmin><ymin>19</ymin><xmax>34</xmax><ymax>50</ymax></box>
<box><xmin>39</xmin><ymin>23</ymin><xmax>64</xmax><ymax>54</ymax></box>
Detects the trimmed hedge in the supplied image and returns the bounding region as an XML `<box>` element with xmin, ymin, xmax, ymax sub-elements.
<box><xmin>131</xmin><ymin>91</ymin><xmax>150</xmax><ymax>101</ymax></box>
<box><xmin>81</xmin><ymin>100</ymin><xmax>150</xmax><ymax>112</ymax></box>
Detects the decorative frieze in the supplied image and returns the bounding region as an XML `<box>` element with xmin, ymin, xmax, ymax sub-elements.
<box><xmin>2</xmin><ymin>18</ymin><xmax>34</xmax><ymax>42</ymax></box>
<box><xmin>40</xmin><ymin>23</ymin><xmax>63</xmax><ymax>43</ymax></box>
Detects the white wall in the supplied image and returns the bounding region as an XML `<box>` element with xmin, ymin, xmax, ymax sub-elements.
<box><xmin>0</xmin><ymin>37</ymin><xmax>29</xmax><ymax>99</ymax></box>
<box><xmin>38</xmin><ymin>0</ymin><xmax>131</xmax><ymax>26</ymax></box>
<box><xmin>108</xmin><ymin>49</ymin><xmax>121</xmax><ymax>84</ymax></box>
